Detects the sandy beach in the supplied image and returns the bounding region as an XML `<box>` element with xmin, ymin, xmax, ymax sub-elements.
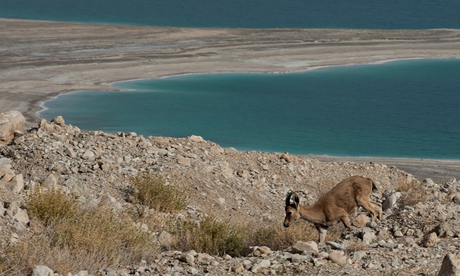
<box><xmin>1</xmin><ymin>18</ymin><xmax>460</xmax><ymax>181</ymax></box>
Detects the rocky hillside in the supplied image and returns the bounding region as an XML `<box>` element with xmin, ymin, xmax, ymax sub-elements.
<box><xmin>1</xmin><ymin>116</ymin><xmax>460</xmax><ymax>275</ymax></box>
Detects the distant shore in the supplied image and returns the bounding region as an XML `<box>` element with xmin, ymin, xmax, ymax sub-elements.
<box><xmin>310</xmin><ymin>155</ymin><xmax>460</xmax><ymax>183</ymax></box>
<box><xmin>2</xmin><ymin>19</ymin><xmax>460</xmax><ymax>125</ymax></box>
<box><xmin>1</xmin><ymin>18</ymin><xmax>460</xmax><ymax>181</ymax></box>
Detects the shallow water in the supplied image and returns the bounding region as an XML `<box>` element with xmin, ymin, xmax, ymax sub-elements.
<box><xmin>1</xmin><ymin>0</ymin><xmax>460</xmax><ymax>29</ymax></box>
<box><xmin>40</xmin><ymin>59</ymin><xmax>460</xmax><ymax>159</ymax></box>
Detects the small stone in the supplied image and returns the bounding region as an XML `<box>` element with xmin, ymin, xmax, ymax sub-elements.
<box><xmin>352</xmin><ymin>251</ymin><xmax>367</xmax><ymax>263</ymax></box>
<box><xmin>231</xmin><ymin>262</ymin><xmax>245</xmax><ymax>273</ymax></box>
<box><xmin>177</xmin><ymin>155</ymin><xmax>191</xmax><ymax>166</ymax></box>
<box><xmin>329</xmin><ymin>250</ymin><xmax>347</xmax><ymax>266</ymax></box>
<box><xmin>326</xmin><ymin>241</ymin><xmax>344</xmax><ymax>250</ymax></box>
<box><xmin>291</xmin><ymin>254</ymin><xmax>308</xmax><ymax>263</ymax></box>
<box><xmin>157</xmin><ymin>231</ymin><xmax>174</xmax><ymax>248</ymax></box>
<box><xmin>292</xmin><ymin>241</ymin><xmax>318</xmax><ymax>254</ymax></box>
<box><xmin>180</xmin><ymin>251</ymin><xmax>195</xmax><ymax>265</ymax></box>
<box><xmin>32</xmin><ymin>265</ymin><xmax>54</xmax><ymax>276</ymax></box>
<box><xmin>383</xmin><ymin>192</ymin><xmax>401</xmax><ymax>211</ymax></box>
<box><xmin>280</xmin><ymin>153</ymin><xmax>292</xmax><ymax>163</ymax></box>
<box><xmin>422</xmin><ymin>232</ymin><xmax>439</xmax><ymax>247</ymax></box>
<box><xmin>52</xmin><ymin>116</ymin><xmax>66</xmax><ymax>126</ymax></box>
<box><xmin>250</xmin><ymin>259</ymin><xmax>271</xmax><ymax>273</ymax></box>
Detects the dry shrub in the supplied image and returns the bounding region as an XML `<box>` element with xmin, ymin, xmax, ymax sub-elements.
<box><xmin>397</xmin><ymin>180</ymin><xmax>431</xmax><ymax>208</ymax></box>
<box><xmin>172</xmin><ymin>215</ymin><xmax>250</xmax><ymax>256</ymax></box>
<box><xmin>130</xmin><ymin>171</ymin><xmax>187</xmax><ymax>213</ymax></box>
<box><xmin>170</xmin><ymin>216</ymin><xmax>333</xmax><ymax>257</ymax></box>
<box><xmin>251</xmin><ymin>222</ymin><xmax>318</xmax><ymax>250</ymax></box>
<box><xmin>3</xmin><ymin>187</ymin><xmax>159</xmax><ymax>275</ymax></box>
<box><xmin>26</xmin><ymin>187</ymin><xmax>78</xmax><ymax>225</ymax></box>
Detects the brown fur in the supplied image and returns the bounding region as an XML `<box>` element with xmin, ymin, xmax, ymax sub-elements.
<box><xmin>284</xmin><ymin>175</ymin><xmax>382</xmax><ymax>243</ymax></box>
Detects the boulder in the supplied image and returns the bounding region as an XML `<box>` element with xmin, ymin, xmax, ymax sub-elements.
<box><xmin>438</xmin><ymin>253</ymin><xmax>460</xmax><ymax>276</ymax></box>
<box><xmin>0</xmin><ymin>111</ymin><xmax>25</xmax><ymax>146</ymax></box>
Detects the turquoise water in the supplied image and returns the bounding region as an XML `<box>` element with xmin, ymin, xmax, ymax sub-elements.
<box><xmin>40</xmin><ymin>59</ymin><xmax>460</xmax><ymax>159</ymax></box>
<box><xmin>1</xmin><ymin>0</ymin><xmax>460</xmax><ymax>29</ymax></box>
<box><xmin>5</xmin><ymin>1</ymin><xmax>460</xmax><ymax>158</ymax></box>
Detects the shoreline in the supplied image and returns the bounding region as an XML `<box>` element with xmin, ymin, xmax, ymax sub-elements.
<box><xmin>310</xmin><ymin>155</ymin><xmax>460</xmax><ymax>183</ymax></box>
<box><xmin>2</xmin><ymin>18</ymin><xmax>460</xmax><ymax>181</ymax></box>
<box><xmin>2</xmin><ymin>18</ymin><xmax>460</xmax><ymax>125</ymax></box>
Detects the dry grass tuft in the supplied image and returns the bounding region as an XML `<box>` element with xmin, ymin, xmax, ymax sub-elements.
<box><xmin>172</xmin><ymin>215</ymin><xmax>250</xmax><ymax>256</ymax></box>
<box><xmin>396</xmin><ymin>179</ymin><xmax>431</xmax><ymax>208</ymax></box>
<box><xmin>2</xmin><ymin>187</ymin><xmax>158</xmax><ymax>275</ymax></box>
<box><xmin>130</xmin><ymin>171</ymin><xmax>187</xmax><ymax>213</ymax></box>
<box><xmin>170</xmin><ymin>215</ymin><xmax>328</xmax><ymax>257</ymax></box>
<box><xmin>252</xmin><ymin>222</ymin><xmax>318</xmax><ymax>249</ymax></box>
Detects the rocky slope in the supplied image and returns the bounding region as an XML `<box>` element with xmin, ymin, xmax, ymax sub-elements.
<box><xmin>1</xmin><ymin>116</ymin><xmax>459</xmax><ymax>275</ymax></box>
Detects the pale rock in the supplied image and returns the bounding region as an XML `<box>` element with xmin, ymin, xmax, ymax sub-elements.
<box><xmin>0</xmin><ymin>166</ymin><xmax>14</xmax><ymax>181</ymax></box>
<box><xmin>352</xmin><ymin>251</ymin><xmax>367</xmax><ymax>263</ymax></box>
<box><xmin>291</xmin><ymin>254</ymin><xmax>309</xmax><ymax>263</ymax></box>
<box><xmin>231</xmin><ymin>262</ymin><xmax>245</xmax><ymax>273</ymax></box>
<box><xmin>360</xmin><ymin>228</ymin><xmax>377</xmax><ymax>244</ymax></box>
<box><xmin>210</xmin><ymin>145</ymin><xmax>224</xmax><ymax>154</ymax></box>
<box><xmin>83</xmin><ymin>150</ymin><xmax>95</xmax><ymax>160</ymax></box>
<box><xmin>252</xmin><ymin>177</ymin><xmax>266</xmax><ymax>190</ymax></box>
<box><xmin>157</xmin><ymin>149</ymin><xmax>169</xmax><ymax>156</ymax></box>
<box><xmin>280</xmin><ymin>153</ymin><xmax>292</xmax><ymax>163</ymax></box>
<box><xmin>32</xmin><ymin>265</ymin><xmax>54</xmax><ymax>276</ymax></box>
<box><xmin>422</xmin><ymin>232</ymin><xmax>439</xmax><ymax>247</ymax></box>
<box><xmin>422</xmin><ymin>178</ymin><xmax>436</xmax><ymax>187</ymax></box>
<box><xmin>197</xmin><ymin>253</ymin><xmax>214</xmax><ymax>264</ymax></box>
<box><xmin>452</xmin><ymin>193</ymin><xmax>460</xmax><ymax>204</ymax></box>
<box><xmin>326</xmin><ymin>241</ymin><xmax>344</xmax><ymax>250</ymax></box>
<box><xmin>157</xmin><ymin>231</ymin><xmax>174</xmax><ymax>248</ymax></box>
<box><xmin>219</xmin><ymin>162</ymin><xmax>234</xmax><ymax>179</ymax></box>
<box><xmin>329</xmin><ymin>250</ymin><xmax>347</xmax><ymax>266</ymax></box>
<box><xmin>177</xmin><ymin>155</ymin><xmax>191</xmax><ymax>166</ymax></box>
<box><xmin>250</xmin><ymin>246</ymin><xmax>272</xmax><ymax>256</ymax></box>
<box><xmin>8</xmin><ymin>174</ymin><xmax>24</xmax><ymax>194</ymax></box>
<box><xmin>292</xmin><ymin>241</ymin><xmax>318</xmax><ymax>254</ymax></box>
<box><xmin>0</xmin><ymin>202</ymin><xmax>5</xmax><ymax>216</ymax></box>
<box><xmin>217</xmin><ymin>197</ymin><xmax>225</xmax><ymax>206</ymax></box>
<box><xmin>188</xmin><ymin>135</ymin><xmax>204</xmax><ymax>142</ymax></box>
<box><xmin>65</xmin><ymin>146</ymin><xmax>77</xmax><ymax>158</ymax></box>
<box><xmin>6</xmin><ymin>203</ymin><xmax>29</xmax><ymax>225</ymax></box>
<box><xmin>0</xmin><ymin>110</ymin><xmax>25</xmax><ymax>146</ymax></box>
<box><xmin>42</xmin><ymin>174</ymin><xmax>57</xmax><ymax>189</ymax></box>
<box><xmin>180</xmin><ymin>251</ymin><xmax>196</xmax><ymax>265</ymax></box>
<box><xmin>52</xmin><ymin>115</ymin><xmax>66</xmax><ymax>127</ymax></box>
<box><xmin>383</xmin><ymin>192</ymin><xmax>401</xmax><ymax>211</ymax></box>
<box><xmin>250</xmin><ymin>259</ymin><xmax>271</xmax><ymax>273</ymax></box>
<box><xmin>438</xmin><ymin>253</ymin><xmax>460</xmax><ymax>276</ymax></box>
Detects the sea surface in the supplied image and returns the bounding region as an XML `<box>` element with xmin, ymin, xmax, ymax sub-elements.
<box><xmin>1</xmin><ymin>0</ymin><xmax>460</xmax><ymax>29</ymax></box>
<box><xmin>40</xmin><ymin>59</ymin><xmax>460</xmax><ymax>159</ymax></box>
<box><xmin>3</xmin><ymin>1</ymin><xmax>460</xmax><ymax>158</ymax></box>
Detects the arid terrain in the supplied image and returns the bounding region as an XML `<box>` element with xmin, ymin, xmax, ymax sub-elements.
<box><xmin>1</xmin><ymin>19</ymin><xmax>460</xmax><ymax>275</ymax></box>
<box><xmin>1</xmin><ymin>116</ymin><xmax>460</xmax><ymax>275</ymax></box>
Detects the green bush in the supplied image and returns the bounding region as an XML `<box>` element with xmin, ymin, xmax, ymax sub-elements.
<box><xmin>130</xmin><ymin>171</ymin><xmax>187</xmax><ymax>213</ymax></box>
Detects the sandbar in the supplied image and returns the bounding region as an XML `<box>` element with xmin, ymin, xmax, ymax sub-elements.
<box><xmin>1</xmin><ymin>18</ymin><xmax>460</xmax><ymax>181</ymax></box>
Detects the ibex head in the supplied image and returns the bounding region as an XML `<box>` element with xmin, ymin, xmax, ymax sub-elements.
<box><xmin>284</xmin><ymin>191</ymin><xmax>301</xmax><ymax>228</ymax></box>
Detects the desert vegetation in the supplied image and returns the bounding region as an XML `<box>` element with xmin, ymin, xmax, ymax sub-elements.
<box><xmin>1</xmin><ymin>171</ymin><xmax>327</xmax><ymax>275</ymax></box>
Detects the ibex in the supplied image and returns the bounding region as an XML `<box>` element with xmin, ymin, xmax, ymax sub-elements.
<box><xmin>284</xmin><ymin>175</ymin><xmax>382</xmax><ymax>243</ymax></box>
